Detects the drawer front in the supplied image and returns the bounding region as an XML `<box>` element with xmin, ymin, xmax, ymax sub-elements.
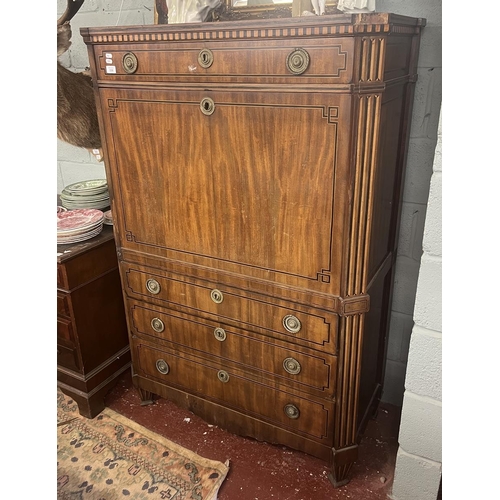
<box><xmin>129</xmin><ymin>301</ymin><xmax>336</xmax><ymax>396</ymax></box>
<box><xmin>123</xmin><ymin>266</ymin><xmax>337</xmax><ymax>350</ymax></box>
<box><xmin>134</xmin><ymin>341</ymin><xmax>333</xmax><ymax>443</ymax></box>
<box><xmin>57</xmin><ymin>317</ymin><xmax>76</xmax><ymax>345</ymax></box>
<box><xmin>93</xmin><ymin>38</ymin><xmax>353</xmax><ymax>85</ymax></box>
<box><xmin>58</xmin><ymin>238</ymin><xmax>118</xmax><ymax>290</ymax></box>
<box><xmin>57</xmin><ymin>291</ymin><xmax>71</xmax><ymax>318</ymax></box>
<box><xmin>57</xmin><ymin>342</ymin><xmax>80</xmax><ymax>371</ymax></box>
<box><xmin>57</xmin><ymin>264</ymin><xmax>68</xmax><ymax>290</ymax></box>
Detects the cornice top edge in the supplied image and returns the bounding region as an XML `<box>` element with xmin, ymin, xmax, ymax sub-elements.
<box><xmin>80</xmin><ymin>12</ymin><xmax>424</xmax><ymax>44</ymax></box>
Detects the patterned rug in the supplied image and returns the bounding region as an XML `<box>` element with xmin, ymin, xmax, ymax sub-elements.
<box><xmin>57</xmin><ymin>389</ymin><xmax>229</xmax><ymax>499</ymax></box>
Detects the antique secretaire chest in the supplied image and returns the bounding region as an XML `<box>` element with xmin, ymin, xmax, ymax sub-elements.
<box><xmin>82</xmin><ymin>12</ymin><xmax>424</xmax><ymax>486</ymax></box>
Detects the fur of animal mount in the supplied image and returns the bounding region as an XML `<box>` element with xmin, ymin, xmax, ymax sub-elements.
<box><xmin>57</xmin><ymin>8</ymin><xmax>101</xmax><ymax>150</ymax></box>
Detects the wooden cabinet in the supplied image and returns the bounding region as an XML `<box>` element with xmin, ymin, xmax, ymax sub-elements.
<box><xmin>57</xmin><ymin>225</ymin><xmax>131</xmax><ymax>418</ymax></box>
<box><xmin>82</xmin><ymin>12</ymin><xmax>424</xmax><ymax>486</ymax></box>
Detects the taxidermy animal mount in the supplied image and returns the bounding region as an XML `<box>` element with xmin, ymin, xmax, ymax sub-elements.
<box><xmin>57</xmin><ymin>0</ymin><xmax>102</xmax><ymax>151</ymax></box>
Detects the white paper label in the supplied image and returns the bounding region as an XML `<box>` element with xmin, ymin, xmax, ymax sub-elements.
<box><xmin>105</xmin><ymin>53</ymin><xmax>113</xmax><ymax>59</ymax></box>
<box><xmin>105</xmin><ymin>58</ymin><xmax>113</xmax><ymax>64</ymax></box>
<box><xmin>106</xmin><ymin>65</ymin><xmax>116</xmax><ymax>74</ymax></box>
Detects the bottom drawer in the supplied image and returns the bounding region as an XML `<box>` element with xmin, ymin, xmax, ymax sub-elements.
<box><xmin>133</xmin><ymin>341</ymin><xmax>334</xmax><ymax>444</ymax></box>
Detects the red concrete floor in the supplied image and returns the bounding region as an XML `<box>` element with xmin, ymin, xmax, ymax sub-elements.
<box><xmin>104</xmin><ymin>370</ymin><xmax>401</xmax><ymax>500</ymax></box>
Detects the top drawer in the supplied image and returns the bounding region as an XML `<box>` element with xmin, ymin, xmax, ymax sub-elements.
<box><xmin>57</xmin><ymin>238</ymin><xmax>118</xmax><ymax>291</ymax></box>
<box><xmin>92</xmin><ymin>38</ymin><xmax>354</xmax><ymax>86</ymax></box>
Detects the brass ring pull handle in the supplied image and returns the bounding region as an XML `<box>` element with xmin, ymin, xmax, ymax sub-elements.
<box><xmin>217</xmin><ymin>370</ymin><xmax>230</xmax><ymax>383</ymax></box>
<box><xmin>151</xmin><ymin>317</ymin><xmax>165</xmax><ymax>333</ymax></box>
<box><xmin>156</xmin><ymin>359</ymin><xmax>170</xmax><ymax>375</ymax></box>
<box><xmin>286</xmin><ymin>48</ymin><xmax>310</xmax><ymax>75</ymax></box>
<box><xmin>146</xmin><ymin>278</ymin><xmax>161</xmax><ymax>295</ymax></box>
<box><xmin>210</xmin><ymin>288</ymin><xmax>224</xmax><ymax>304</ymax></box>
<box><xmin>214</xmin><ymin>327</ymin><xmax>227</xmax><ymax>342</ymax></box>
<box><xmin>200</xmin><ymin>97</ymin><xmax>215</xmax><ymax>116</ymax></box>
<box><xmin>123</xmin><ymin>52</ymin><xmax>138</xmax><ymax>74</ymax></box>
<box><xmin>198</xmin><ymin>48</ymin><xmax>214</xmax><ymax>68</ymax></box>
<box><xmin>284</xmin><ymin>403</ymin><xmax>300</xmax><ymax>419</ymax></box>
<box><xmin>282</xmin><ymin>314</ymin><xmax>302</xmax><ymax>334</ymax></box>
<box><xmin>283</xmin><ymin>357</ymin><xmax>301</xmax><ymax>375</ymax></box>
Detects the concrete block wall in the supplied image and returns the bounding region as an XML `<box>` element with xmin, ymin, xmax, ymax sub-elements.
<box><xmin>390</xmin><ymin>113</ymin><xmax>442</xmax><ymax>500</ymax></box>
<box><xmin>376</xmin><ymin>0</ymin><xmax>442</xmax><ymax>407</ymax></box>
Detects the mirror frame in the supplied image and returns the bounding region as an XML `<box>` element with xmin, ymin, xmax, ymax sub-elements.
<box><xmin>215</xmin><ymin>0</ymin><xmax>339</xmax><ymax>21</ymax></box>
<box><xmin>154</xmin><ymin>0</ymin><xmax>339</xmax><ymax>23</ymax></box>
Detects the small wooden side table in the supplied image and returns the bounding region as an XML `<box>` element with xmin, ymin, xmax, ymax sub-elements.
<box><xmin>57</xmin><ymin>223</ymin><xmax>131</xmax><ymax>418</ymax></box>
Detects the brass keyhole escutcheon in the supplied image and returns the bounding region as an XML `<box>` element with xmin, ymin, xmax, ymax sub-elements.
<box><xmin>214</xmin><ymin>327</ymin><xmax>227</xmax><ymax>342</ymax></box>
<box><xmin>198</xmin><ymin>48</ymin><xmax>214</xmax><ymax>68</ymax></box>
<box><xmin>217</xmin><ymin>370</ymin><xmax>230</xmax><ymax>383</ymax></box>
<box><xmin>284</xmin><ymin>403</ymin><xmax>300</xmax><ymax>419</ymax></box>
<box><xmin>123</xmin><ymin>52</ymin><xmax>138</xmax><ymax>74</ymax></box>
<box><xmin>286</xmin><ymin>48</ymin><xmax>310</xmax><ymax>75</ymax></box>
<box><xmin>283</xmin><ymin>357</ymin><xmax>301</xmax><ymax>375</ymax></box>
<box><xmin>210</xmin><ymin>288</ymin><xmax>224</xmax><ymax>304</ymax></box>
<box><xmin>282</xmin><ymin>314</ymin><xmax>302</xmax><ymax>334</ymax></box>
<box><xmin>146</xmin><ymin>278</ymin><xmax>161</xmax><ymax>295</ymax></box>
<box><xmin>200</xmin><ymin>97</ymin><xmax>215</xmax><ymax>116</ymax></box>
<box><xmin>151</xmin><ymin>317</ymin><xmax>165</xmax><ymax>333</ymax></box>
<box><xmin>156</xmin><ymin>359</ymin><xmax>170</xmax><ymax>375</ymax></box>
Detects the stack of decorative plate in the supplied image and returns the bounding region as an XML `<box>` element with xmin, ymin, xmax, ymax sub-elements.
<box><xmin>57</xmin><ymin>208</ymin><xmax>105</xmax><ymax>245</ymax></box>
<box><xmin>60</xmin><ymin>179</ymin><xmax>110</xmax><ymax>210</ymax></box>
<box><xmin>103</xmin><ymin>209</ymin><xmax>113</xmax><ymax>225</ymax></box>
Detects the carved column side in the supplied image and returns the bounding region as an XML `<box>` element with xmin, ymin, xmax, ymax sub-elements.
<box><xmin>331</xmin><ymin>314</ymin><xmax>367</xmax><ymax>486</ymax></box>
<box><xmin>358</xmin><ymin>36</ymin><xmax>386</xmax><ymax>83</ymax></box>
<box><xmin>331</xmin><ymin>87</ymin><xmax>382</xmax><ymax>487</ymax></box>
<box><xmin>347</xmin><ymin>93</ymin><xmax>382</xmax><ymax>298</ymax></box>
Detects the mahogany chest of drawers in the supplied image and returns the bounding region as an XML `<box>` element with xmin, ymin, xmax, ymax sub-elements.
<box><xmin>57</xmin><ymin>224</ymin><xmax>131</xmax><ymax>418</ymax></box>
<box><xmin>81</xmin><ymin>12</ymin><xmax>424</xmax><ymax>486</ymax></box>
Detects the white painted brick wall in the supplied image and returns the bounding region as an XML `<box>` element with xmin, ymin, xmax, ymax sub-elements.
<box><xmin>404</xmin><ymin>327</ymin><xmax>442</xmax><ymax>401</ymax></box>
<box><xmin>390</xmin><ymin>113</ymin><xmax>442</xmax><ymax>500</ymax></box>
<box><xmin>391</xmin><ymin>256</ymin><xmax>422</xmax><ymax>317</ymax></box>
<box><xmin>391</xmin><ymin>449</ymin><xmax>442</xmax><ymax>500</ymax></box>
<box><xmin>398</xmin><ymin>392</ymin><xmax>442</xmax><ymax>462</ymax></box>
<box><xmin>397</xmin><ymin>203</ymin><xmax>427</xmax><ymax>261</ymax></box>
<box><xmin>404</xmin><ymin>138</ymin><xmax>438</xmax><ymax>204</ymax></box>
<box><xmin>377</xmin><ymin>0</ymin><xmax>442</xmax><ymax>408</ymax></box>
<box><xmin>385</xmin><ymin>312</ymin><xmax>413</xmax><ymax>364</ymax></box>
<box><xmin>422</xmin><ymin>171</ymin><xmax>442</xmax><ymax>256</ymax></box>
<box><xmin>412</xmin><ymin>255</ymin><xmax>442</xmax><ymax>332</ymax></box>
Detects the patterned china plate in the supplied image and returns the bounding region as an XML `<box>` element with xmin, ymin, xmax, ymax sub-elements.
<box><xmin>61</xmin><ymin>200</ymin><xmax>110</xmax><ymax>210</ymax></box>
<box><xmin>57</xmin><ymin>224</ymin><xmax>104</xmax><ymax>244</ymax></box>
<box><xmin>103</xmin><ymin>209</ymin><xmax>113</xmax><ymax>225</ymax></box>
<box><xmin>57</xmin><ymin>209</ymin><xmax>104</xmax><ymax>233</ymax></box>
<box><xmin>64</xmin><ymin>179</ymin><xmax>108</xmax><ymax>194</ymax></box>
<box><xmin>57</xmin><ymin>220</ymin><xmax>104</xmax><ymax>236</ymax></box>
<box><xmin>60</xmin><ymin>191</ymin><xmax>110</xmax><ymax>202</ymax></box>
